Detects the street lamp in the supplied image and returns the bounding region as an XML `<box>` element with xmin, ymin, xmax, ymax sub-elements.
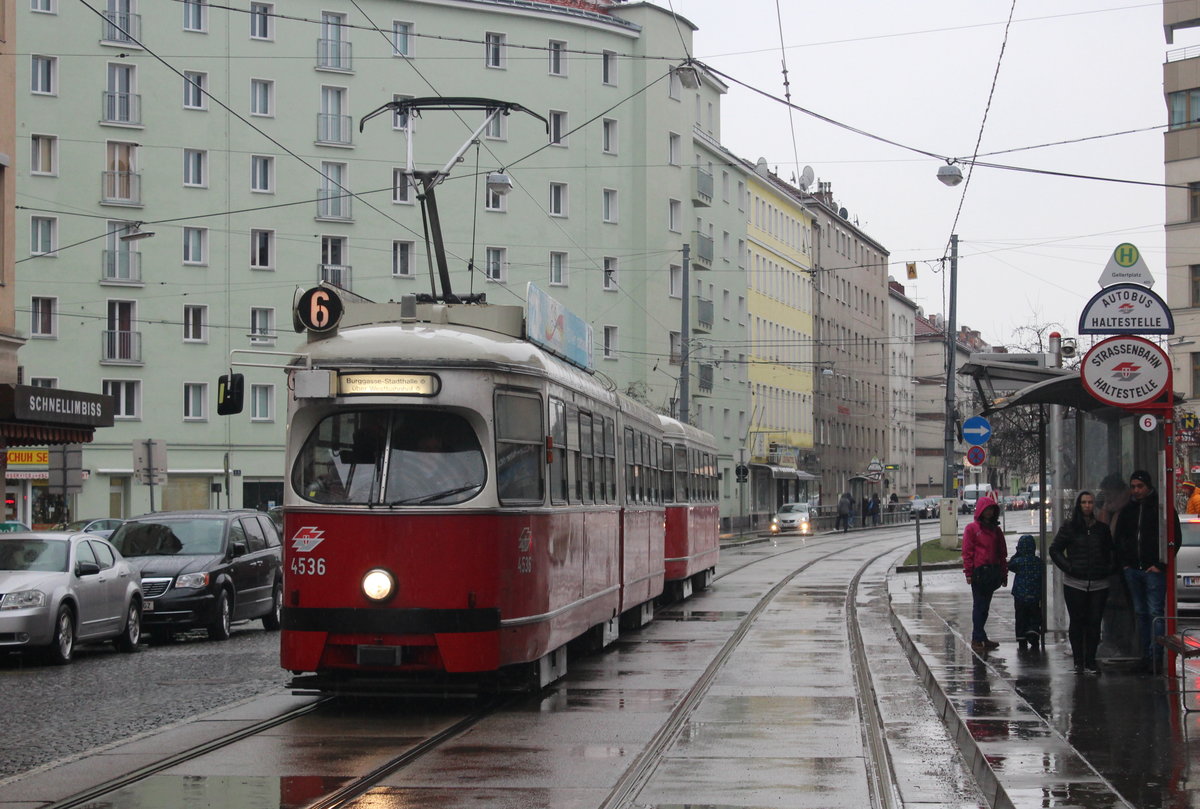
<box><xmin>937</xmin><ymin>163</ymin><xmax>963</xmax><ymax>187</ymax></box>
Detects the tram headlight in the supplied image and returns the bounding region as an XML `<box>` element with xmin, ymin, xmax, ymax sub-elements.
<box><xmin>362</xmin><ymin>568</ymin><xmax>396</xmax><ymax>602</ymax></box>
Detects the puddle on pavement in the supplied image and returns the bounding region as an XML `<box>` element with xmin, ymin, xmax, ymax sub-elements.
<box><xmin>84</xmin><ymin>774</ymin><xmax>350</xmax><ymax>809</ymax></box>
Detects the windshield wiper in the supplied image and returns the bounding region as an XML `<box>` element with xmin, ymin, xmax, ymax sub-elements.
<box><xmin>391</xmin><ymin>483</ymin><xmax>482</xmax><ymax>506</ymax></box>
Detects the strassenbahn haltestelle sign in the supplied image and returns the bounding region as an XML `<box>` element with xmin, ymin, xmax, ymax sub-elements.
<box><xmin>1080</xmin><ymin>335</ymin><xmax>1171</xmax><ymax>408</ymax></box>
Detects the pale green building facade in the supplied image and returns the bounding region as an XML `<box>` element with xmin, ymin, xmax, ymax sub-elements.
<box><xmin>14</xmin><ymin>0</ymin><xmax>751</xmax><ymax>525</ymax></box>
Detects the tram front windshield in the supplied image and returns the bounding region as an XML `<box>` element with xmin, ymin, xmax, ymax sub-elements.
<box><xmin>293</xmin><ymin>409</ymin><xmax>486</xmax><ymax>506</ymax></box>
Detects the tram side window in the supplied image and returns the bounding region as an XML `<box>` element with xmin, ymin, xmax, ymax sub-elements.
<box><xmin>549</xmin><ymin>397</ymin><xmax>568</xmax><ymax>504</ymax></box>
<box><xmin>650</xmin><ymin>438</ymin><xmax>661</xmax><ymax>505</ymax></box>
<box><xmin>704</xmin><ymin>452</ymin><xmax>714</xmax><ymax>501</ymax></box>
<box><xmin>625</xmin><ymin>427</ymin><xmax>637</xmax><ymax>503</ymax></box>
<box><xmin>579</xmin><ymin>411</ymin><xmax>594</xmax><ymax>504</ymax></box>
<box><xmin>605</xmin><ymin>417</ymin><xmax>617</xmax><ymax>503</ymax></box>
<box><xmin>595</xmin><ymin>417</ymin><xmax>607</xmax><ymax>504</ymax></box>
<box><xmin>662</xmin><ymin>442</ymin><xmax>675</xmax><ymax>503</ymax></box>
<box><xmin>495</xmin><ymin>391</ymin><xmax>544</xmax><ymax>504</ymax></box>
<box><xmin>674</xmin><ymin>445</ymin><xmax>687</xmax><ymax>501</ymax></box>
<box><xmin>566</xmin><ymin>405</ymin><xmax>580</xmax><ymax>504</ymax></box>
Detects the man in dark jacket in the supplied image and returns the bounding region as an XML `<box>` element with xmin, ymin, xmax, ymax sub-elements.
<box><xmin>1114</xmin><ymin>469</ymin><xmax>1181</xmax><ymax>672</ymax></box>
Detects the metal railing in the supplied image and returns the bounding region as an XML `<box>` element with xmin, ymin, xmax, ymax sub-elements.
<box><xmin>101</xmin><ymin>10</ymin><xmax>140</xmax><ymax>42</ymax></box>
<box><xmin>697</xmin><ymin>363</ymin><xmax>713</xmax><ymax>393</ymax></box>
<box><xmin>317</xmin><ymin>38</ymin><xmax>352</xmax><ymax>70</ymax></box>
<box><xmin>101</xmin><ymin>171</ymin><xmax>141</xmax><ymax>205</ymax></box>
<box><xmin>692</xmin><ymin>231</ymin><xmax>714</xmax><ymax>264</ymax></box>
<box><xmin>101</xmin><ymin>250</ymin><xmax>141</xmax><ymax>283</ymax></box>
<box><xmin>319</xmin><ymin>263</ymin><xmax>352</xmax><ymax>289</ymax></box>
<box><xmin>316</xmin><ymin>188</ymin><xmax>352</xmax><ymax>220</ymax></box>
<box><xmin>695</xmin><ymin>297</ymin><xmax>713</xmax><ymax>330</ymax></box>
<box><xmin>693</xmin><ymin>166</ymin><xmax>713</xmax><ymax>206</ymax></box>
<box><xmin>101</xmin><ymin>91</ymin><xmax>141</xmax><ymax>125</ymax></box>
<box><xmin>316</xmin><ymin>113</ymin><xmax>353</xmax><ymax>145</ymax></box>
<box><xmin>101</xmin><ymin>330</ymin><xmax>141</xmax><ymax>363</ymax></box>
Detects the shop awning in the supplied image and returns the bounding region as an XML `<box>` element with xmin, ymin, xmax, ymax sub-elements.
<box><xmin>750</xmin><ymin>463</ymin><xmax>798</xmax><ymax>480</ymax></box>
<box><xmin>0</xmin><ymin>385</ymin><xmax>114</xmax><ymax>447</ymax></box>
<box><xmin>0</xmin><ymin>423</ymin><xmax>97</xmax><ymax>447</ymax></box>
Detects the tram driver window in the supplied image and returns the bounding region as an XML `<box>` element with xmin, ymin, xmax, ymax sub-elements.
<box><xmin>494</xmin><ymin>391</ymin><xmax>544</xmax><ymax>504</ymax></box>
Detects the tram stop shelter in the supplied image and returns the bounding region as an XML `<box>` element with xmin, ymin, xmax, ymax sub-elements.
<box><xmin>959</xmin><ymin>355</ymin><xmax>1179</xmax><ymax>662</ymax></box>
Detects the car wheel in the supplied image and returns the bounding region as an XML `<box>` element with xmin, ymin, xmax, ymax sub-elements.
<box><xmin>262</xmin><ymin>581</ymin><xmax>282</xmax><ymax>631</ymax></box>
<box><xmin>113</xmin><ymin>600</ymin><xmax>141</xmax><ymax>653</ymax></box>
<box><xmin>47</xmin><ymin>605</ymin><xmax>74</xmax><ymax>665</ymax></box>
<box><xmin>207</xmin><ymin>589</ymin><xmax>232</xmax><ymax>641</ymax></box>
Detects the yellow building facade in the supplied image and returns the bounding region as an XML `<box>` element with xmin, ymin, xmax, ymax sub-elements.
<box><xmin>744</xmin><ymin>170</ymin><xmax>816</xmax><ymax>514</ymax></box>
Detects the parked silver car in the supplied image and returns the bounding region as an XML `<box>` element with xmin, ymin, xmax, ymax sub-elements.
<box><xmin>0</xmin><ymin>532</ymin><xmax>142</xmax><ymax>663</ymax></box>
<box><xmin>55</xmin><ymin>518</ymin><xmax>125</xmax><ymax>539</ymax></box>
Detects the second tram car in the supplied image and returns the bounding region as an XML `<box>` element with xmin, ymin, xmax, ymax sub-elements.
<box><xmin>247</xmin><ymin>288</ymin><xmax>719</xmax><ymax>692</ymax></box>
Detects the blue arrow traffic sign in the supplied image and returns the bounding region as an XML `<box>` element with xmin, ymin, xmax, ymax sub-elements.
<box><xmin>962</xmin><ymin>415</ymin><xmax>992</xmax><ymax>446</ymax></box>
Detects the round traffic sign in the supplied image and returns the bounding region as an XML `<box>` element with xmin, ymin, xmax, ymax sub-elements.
<box><xmin>962</xmin><ymin>415</ymin><xmax>992</xmax><ymax>446</ymax></box>
<box><xmin>1139</xmin><ymin>414</ymin><xmax>1158</xmax><ymax>432</ymax></box>
<box><xmin>966</xmin><ymin>446</ymin><xmax>986</xmax><ymax>467</ymax></box>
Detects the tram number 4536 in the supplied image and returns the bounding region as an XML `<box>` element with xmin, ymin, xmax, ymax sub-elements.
<box><xmin>291</xmin><ymin>557</ymin><xmax>326</xmax><ymax>576</ymax></box>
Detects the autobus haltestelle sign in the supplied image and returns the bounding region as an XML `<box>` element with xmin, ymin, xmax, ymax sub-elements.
<box><xmin>1080</xmin><ymin>335</ymin><xmax>1171</xmax><ymax>407</ymax></box>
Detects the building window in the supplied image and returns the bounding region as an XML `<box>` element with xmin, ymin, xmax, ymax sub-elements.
<box><xmin>251</xmin><ymin>155</ymin><xmax>273</xmax><ymax>193</ymax></box>
<box><xmin>318</xmin><ymin>161</ymin><xmax>350</xmax><ymax>219</ymax></box>
<box><xmin>484</xmin><ymin>112</ymin><xmax>506</xmax><ymax>140</ymax></box>
<box><xmin>182</xmin><ymin>71</ymin><xmax>206</xmax><ymax>109</ymax></box>
<box><xmin>30</xmin><ymin>216</ymin><xmax>56</xmax><ymax>255</ymax></box>
<box><xmin>668</xmin><ymin>199</ymin><xmax>682</xmax><ymax>232</ymax></box>
<box><xmin>549</xmin><ymin>251</ymin><xmax>567</xmax><ymax>286</ymax></box>
<box><xmin>602</xmin><ymin>118</ymin><xmax>617</xmax><ymax>154</ymax></box>
<box><xmin>183</xmin><ymin>382</ymin><xmax>207</xmax><ymax>420</ymax></box>
<box><xmin>249</xmin><ymin>2</ymin><xmax>273</xmax><ymax>40</ymax></box>
<box><xmin>669</xmin><ymin>264</ymin><xmax>682</xmax><ymax>298</ymax></box>
<box><xmin>31</xmin><ymin>296</ymin><xmax>56</xmax><ymax>336</ymax></box>
<box><xmin>250</xmin><ymin>307</ymin><xmax>275</xmax><ymax>343</ymax></box>
<box><xmin>250</xmin><ymin>78</ymin><xmax>273</xmax><ymax>116</ymax></box>
<box><xmin>1191</xmin><ymin>183</ymin><xmax>1200</xmax><ymax>222</ymax></box>
<box><xmin>392</xmin><ymin>21</ymin><xmax>412</xmax><ymax>56</ymax></box>
<box><xmin>485</xmin><ymin>183</ymin><xmax>506</xmax><ymax>212</ymax></box>
<box><xmin>603</xmin><ymin>325</ymin><xmax>617</xmax><ymax>359</ymax></box>
<box><xmin>183</xmin><ymin>304</ymin><xmax>207</xmax><ymax>342</ymax></box>
<box><xmin>669</xmin><ymin>331</ymin><xmax>682</xmax><ymax>364</ymax></box>
<box><xmin>182</xmin><ymin>227</ymin><xmax>207</xmax><ymax>264</ymax></box>
<box><xmin>29</xmin><ymin>377</ymin><xmax>57</xmax><ymax>388</ymax></box>
<box><xmin>182</xmin><ymin>0</ymin><xmax>206</xmax><ymax>32</ymax></box>
<box><xmin>602</xmin><ymin>188</ymin><xmax>618</xmax><ymax>223</ymax></box>
<box><xmin>392</xmin><ymin>240</ymin><xmax>413</xmax><ymax>277</ymax></box>
<box><xmin>31</xmin><ymin>55</ymin><xmax>55</xmax><ymax>94</ymax></box>
<box><xmin>31</xmin><ymin>0</ymin><xmax>54</xmax><ymax>12</ymax></box>
<box><xmin>183</xmin><ymin>149</ymin><xmax>206</xmax><ymax>187</ymax></box>
<box><xmin>668</xmin><ymin>132</ymin><xmax>681</xmax><ymax>165</ymax></box>
<box><xmin>668</xmin><ymin>67</ymin><xmax>682</xmax><ymax>100</ymax></box>
<box><xmin>549</xmin><ymin>110</ymin><xmax>567</xmax><ymax>146</ymax></box>
<box><xmin>485</xmin><ymin>32</ymin><xmax>506</xmax><ymax>68</ymax></box>
<box><xmin>548</xmin><ymin>40</ymin><xmax>566</xmax><ymax>75</ymax></box>
<box><xmin>1192</xmin><ymin>265</ymin><xmax>1200</xmax><ymax>308</ymax></box>
<box><xmin>31</xmin><ymin>134</ymin><xmax>57</xmax><ymax>175</ymax></box>
<box><xmin>250</xmin><ymin>229</ymin><xmax>273</xmax><ymax>269</ymax></box>
<box><xmin>250</xmin><ymin>384</ymin><xmax>274</xmax><ymax>421</ymax></box>
<box><xmin>603</xmin><ymin>257</ymin><xmax>618</xmax><ymax>290</ymax></box>
<box><xmin>549</xmin><ymin>182</ymin><xmax>567</xmax><ymax>217</ymax></box>
<box><xmin>103</xmin><ymin>379</ymin><xmax>139</xmax><ymax>419</ymax></box>
<box><xmin>392</xmin><ymin>169</ymin><xmax>413</xmax><ymax>204</ymax></box>
<box><xmin>1169</xmin><ymin>89</ymin><xmax>1200</xmax><ymax>129</ymax></box>
<box><xmin>392</xmin><ymin>93</ymin><xmax>413</xmax><ymax>129</ymax></box>
<box><xmin>485</xmin><ymin>247</ymin><xmax>506</xmax><ymax>282</ymax></box>
<box><xmin>601</xmin><ymin>50</ymin><xmax>616</xmax><ymax>85</ymax></box>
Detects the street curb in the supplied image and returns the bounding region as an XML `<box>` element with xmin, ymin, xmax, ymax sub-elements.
<box><xmin>888</xmin><ymin>597</ymin><xmax>1016</xmax><ymax>809</ymax></box>
<box><xmin>894</xmin><ymin>560</ymin><xmax>961</xmax><ymax>574</ymax></box>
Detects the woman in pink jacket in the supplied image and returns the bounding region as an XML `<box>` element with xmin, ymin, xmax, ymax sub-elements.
<box><xmin>961</xmin><ymin>495</ymin><xmax>1008</xmax><ymax>653</ymax></box>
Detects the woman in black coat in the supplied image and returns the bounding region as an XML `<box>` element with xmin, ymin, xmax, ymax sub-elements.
<box><xmin>1049</xmin><ymin>491</ymin><xmax>1116</xmax><ymax>674</ymax></box>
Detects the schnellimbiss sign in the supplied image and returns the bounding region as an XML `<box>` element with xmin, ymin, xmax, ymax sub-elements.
<box><xmin>1080</xmin><ymin>335</ymin><xmax>1172</xmax><ymax>407</ymax></box>
<box><xmin>1078</xmin><ymin>283</ymin><xmax>1174</xmax><ymax>335</ymax></box>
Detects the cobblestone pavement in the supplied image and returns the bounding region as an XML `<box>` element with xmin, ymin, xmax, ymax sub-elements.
<box><xmin>0</xmin><ymin>623</ymin><xmax>289</xmax><ymax>779</ymax></box>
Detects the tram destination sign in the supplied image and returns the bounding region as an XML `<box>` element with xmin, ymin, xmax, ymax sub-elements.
<box><xmin>1080</xmin><ymin>335</ymin><xmax>1172</xmax><ymax>408</ymax></box>
<box><xmin>1077</xmin><ymin>283</ymin><xmax>1174</xmax><ymax>335</ymax></box>
<box><xmin>339</xmin><ymin>373</ymin><xmax>439</xmax><ymax>396</ymax></box>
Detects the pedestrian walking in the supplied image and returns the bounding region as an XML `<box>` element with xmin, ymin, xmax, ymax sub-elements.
<box><xmin>961</xmin><ymin>495</ymin><xmax>1007</xmax><ymax>653</ymax></box>
<box><xmin>1114</xmin><ymin>470</ymin><xmax>1180</xmax><ymax>673</ymax></box>
<box><xmin>869</xmin><ymin>494</ymin><xmax>881</xmax><ymax>526</ymax></box>
<box><xmin>1183</xmin><ymin>480</ymin><xmax>1200</xmax><ymax>515</ymax></box>
<box><xmin>1049</xmin><ymin>491</ymin><xmax>1116</xmax><ymax>675</ymax></box>
<box><xmin>1008</xmin><ymin>534</ymin><xmax>1043</xmax><ymax>651</ymax></box>
<box><xmin>836</xmin><ymin>492</ymin><xmax>852</xmax><ymax>533</ymax></box>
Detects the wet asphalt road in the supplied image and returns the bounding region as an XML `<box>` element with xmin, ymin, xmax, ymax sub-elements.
<box><xmin>0</xmin><ymin>622</ymin><xmax>289</xmax><ymax>778</ymax></box>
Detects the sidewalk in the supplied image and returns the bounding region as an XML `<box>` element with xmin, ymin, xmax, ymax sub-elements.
<box><xmin>889</xmin><ymin>567</ymin><xmax>1200</xmax><ymax>809</ymax></box>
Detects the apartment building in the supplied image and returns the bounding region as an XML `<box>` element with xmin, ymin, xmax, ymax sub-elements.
<box><xmin>14</xmin><ymin>0</ymin><xmax>751</xmax><ymax>522</ymax></box>
<box><xmin>887</xmin><ymin>280</ymin><xmax>918</xmax><ymax>498</ymax></box>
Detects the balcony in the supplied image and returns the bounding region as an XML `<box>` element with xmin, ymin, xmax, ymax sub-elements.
<box><xmin>316</xmin><ymin>113</ymin><xmax>353</xmax><ymax>146</ymax></box>
<box><xmin>692</xmin><ymin>166</ymin><xmax>713</xmax><ymax>207</ymax></box>
<box><xmin>317</xmin><ymin>38</ymin><xmax>353</xmax><ymax>71</ymax></box>
<box><xmin>101</xmin><ymin>250</ymin><xmax>142</xmax><ymax>284</ymax></box>
<box><xmin>320</xmin><ymin>263</ymin><xmax>352</xmax><ymax>289</ymax></box>
<box><xmin>697</xmin><ymin>363</ymin><xmax>714</xmax><ymax>394</ymax></box>
<box><xmin>694</xmin><ymin>297</ymin><xmax>713</xmax><ymax>332</ymax></box>
<box><xmin>691</xmin><ymin>231</ymin><xmax>713</xmax><ymax>266</ymax></box>
<box><xmin>316</xmin><ymin>188</ymin><xmax>353</xmax><ymax>220</ymax></box>
<box><xmin>101</xmin><ymin>10</ymin><xmax>141</xmax><ymax>44</ymax></box>
<box><xmin>101</xmin><ymin>91</ymin><xmax>141</xmax><ymax>126</ymax></box>
<box><xmin>101</xmin><ymin>171</ymin><xmax>141</xmax><ymax>206</ymax></box>
<box><xmin>101</xmin><ymin>330</ymin><xmax>141</xmax><ymax>364</ymax></box>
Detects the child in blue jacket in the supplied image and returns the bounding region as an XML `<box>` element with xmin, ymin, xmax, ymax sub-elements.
<box><xmin>1008</xmin><ymin>534</ymin><xmax>1044</xmax><ymax>649</ymax></box>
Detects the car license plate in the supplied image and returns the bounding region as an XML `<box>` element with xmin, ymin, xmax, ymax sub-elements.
<box><xmin>143</xmin><ymin>600</ymin><xmax>154</xmax><ymax>611</ymax></box>
<box><xmin>1186</xmin><ymin>577</ymin><xmax>1200</xmax><ymax>588</ymax></box>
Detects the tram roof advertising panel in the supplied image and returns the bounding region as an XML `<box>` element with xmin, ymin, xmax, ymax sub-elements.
<box><xmin>525</xmin><ymin>283</ymin><xmax>593</xmax><ymax>372</ymax></box>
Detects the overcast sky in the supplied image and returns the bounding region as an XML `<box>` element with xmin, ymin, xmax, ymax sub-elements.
<box><xmin>661</xmin><ymin>0</ymin><xmax>1168</xmax><ymax>350</ymax></box>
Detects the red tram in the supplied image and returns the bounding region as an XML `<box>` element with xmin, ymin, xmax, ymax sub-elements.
<box><xmin>254</xmin><ymin>288</ymin><xmax>719</xmax><ymax>692</ymax></box>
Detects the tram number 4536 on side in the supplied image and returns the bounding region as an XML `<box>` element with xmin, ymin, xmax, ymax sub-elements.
<box><xmin>291</xmin><ymin>557</ymin><xmax>327</xmax><ymax>576</ymax></box>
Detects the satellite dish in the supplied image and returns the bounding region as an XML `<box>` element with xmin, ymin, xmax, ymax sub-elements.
<box><xmin>839</xmin><ymin>207</ymin><xmax>849</xmax><ymax>220</ymax></box>
<box><xmin>799</xmin><ymin>165</ymin><xmax>814</xmax><ymax>191</ymax></box>
<box><xmin>755</xmin><ymin>157</ymin><xmax>770</xmax><ymax>178</ymax></box>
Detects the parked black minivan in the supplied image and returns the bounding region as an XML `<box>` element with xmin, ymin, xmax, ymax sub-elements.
<box><xmin>108</xmin><ymin>510</ymin><xmax>282</xmax><ymax>641</ymax></box>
